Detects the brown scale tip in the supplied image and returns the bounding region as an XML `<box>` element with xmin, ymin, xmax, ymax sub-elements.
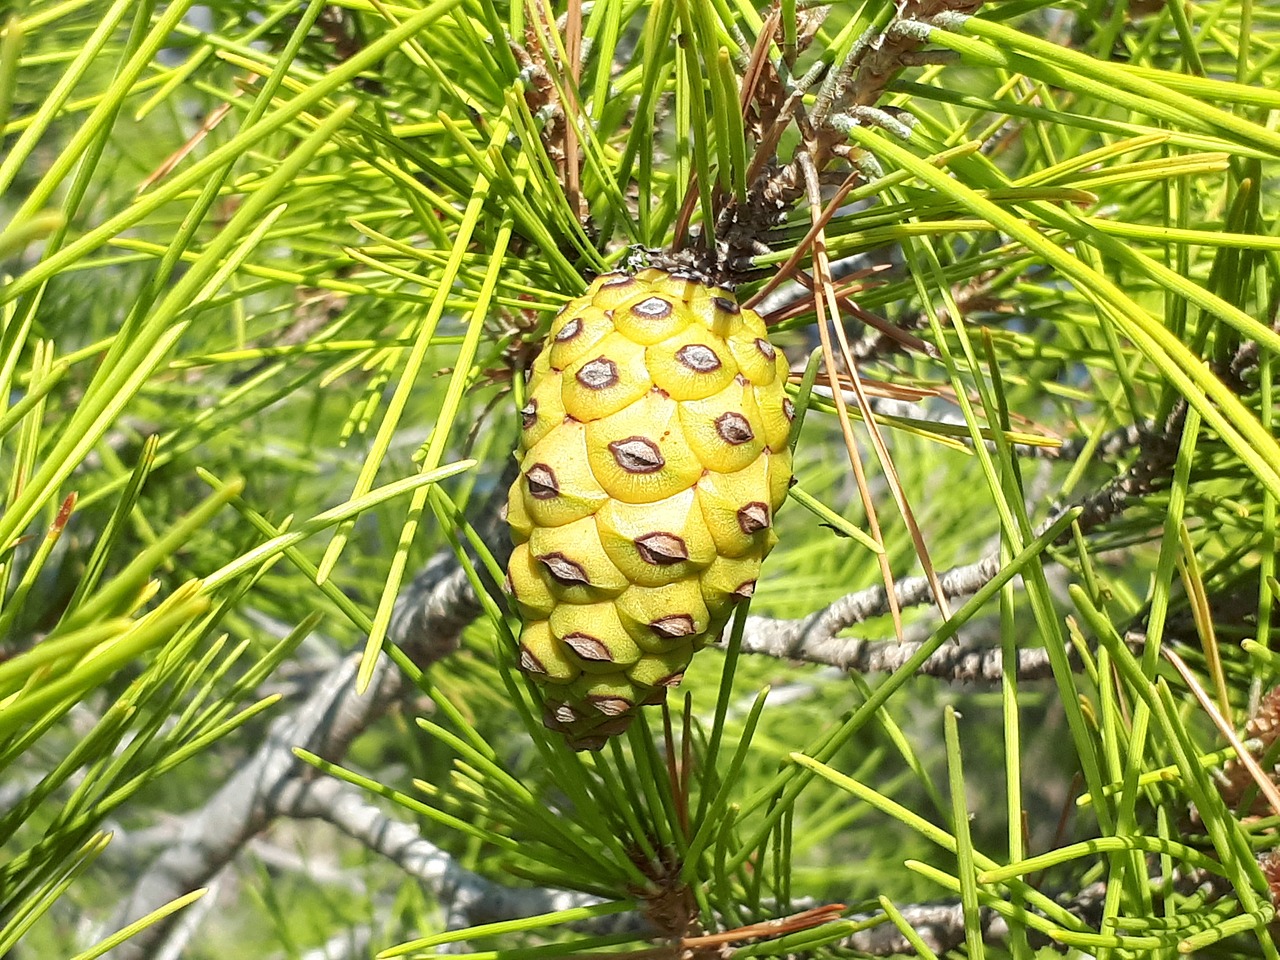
<box><xmin>634</xmin><ymin>532</ymin><xmax>689</xmax><ymax>565</ymax></box>
<box><xmin>783</xmin><ymin>397</ymin><xmax>796</xmax><ymax>421</ymax></box>
<box><xmin>525</xmin><ymin>464</ymin><xmax>559</xmax><ymax>499</ymax></box>
<box><xmin>576</xmin><ymin>357</ymin><xmax>619</xmax><ymax>390</ymax></box>
<box><xmin>737</xmin><ymin>502</ymin><xmax>770</xmax><ymax>535</ymax></box>
<box><xmin>562</xmin><ymin>633</ymin><xmax>613</xmax><ymax>662</ymax></box>
<box><xmin>537</xmin><ymin>552</ymin><xmax>590</xmax><ymax>585</ymax></box>
<box><xmin>631</xmin><ymin>296</ymin><xmax>672</xmax><ymax>318</ymax></box>
<box><xmin>601</xmin><ymin>274</ymin><xmax>633</xmax><ymax>288</ymax></box>
<box><xmin>712</xmin><ymin>296</ymin><xmax>740</xmax><ymax>314</ymax></box>
<box><xmin>552</xmin><ymin>703</ymin><xmax>581</xmax><ymax>724</ymax></box>
<box><xmin>650</xmin><ymin>614</ymin><xmax>696</xmax><ymax>639</ymax></box>
<box><xmin>676</xmin><ymin>343</ymin><xmax>722</xmax><ymax>372</ymax></box>
<box><xmin>590</xmin><ymin>696</ymin><xmax>635</xmax><ymax>717</ymax></box>
<box><xmin>519</xmin><ymin>646</ymin><xmax>546</xmax><ymax>675</ymax></box>
<box><xmin>555</xmin><ymin>317</ymin><xmax>583</xmax><ymax>342</ymax></box>
<box><xmin>715</xmin><ymin>411</ymin><xmax>755</xmax><ymax>445</ymax></box>
<box><xmin>755</xmin><ymin>338</ymin><xmax>776</xmax><ymax>360</ymax></box>
<box><xmin>520</xmin><ymin>400</ymin><xmax>537</xmax><ymax>429</ymax></box>
<box><xmin>733</xmin><ymin>580</ymin><xmax>757</xmax><ymax>599</ymax></box>
<box><xmin>609</xmin><ymin>436</ymin><xmax>665</xmax><ymax>473</ymax></box>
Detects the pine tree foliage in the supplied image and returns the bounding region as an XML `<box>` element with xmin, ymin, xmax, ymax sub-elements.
<box><xmin>1</xmin><ymin>0</ymin><xmax>1279</xmax><ymax>957</ymax></box>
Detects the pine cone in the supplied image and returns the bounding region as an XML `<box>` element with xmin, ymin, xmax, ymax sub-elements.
<box><xmin>506</xmin><ymin>269</ymin><xmax>793</xmax><ymax>749</ymax></box>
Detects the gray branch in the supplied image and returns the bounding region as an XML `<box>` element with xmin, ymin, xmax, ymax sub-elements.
<box><xmin>733</xmin><ymin>410</ymin><xmax>1187</xmax><ymax>680</ymax></box>
<box><xmin>734</xmin><ymin>614</ymin><xmax>1070</xmax><ymax>682</ymax></box>
<box><xmin>103</xmin><ymin>473</ymin><xmax>514</xmax><ymax>959</ymax></box>
<box><xmin>105</xmin><ymin>656</ymin><xmax>393</xmax><ymax>959</ymax></box>
<box><xmin>276</xmin><ymin>777</ymin><xmax>605</xmax><ymax>935</ymax></box>
<box><xmin>729</xmin><ymin>546</ymin><xmax>1010</xmax><ymax>679</ymax></box>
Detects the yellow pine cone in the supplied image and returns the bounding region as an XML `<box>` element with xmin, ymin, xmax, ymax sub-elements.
<box><xmin>506</xmin><ymin>268</ymin><xmax>793</xmax><ymax>750</ymax></box>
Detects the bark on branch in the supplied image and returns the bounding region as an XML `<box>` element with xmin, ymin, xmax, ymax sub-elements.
<box><xmin>277</xmin><ymin>777</ymin><xmax>607</xmax><ymax>931</ymax></box>
<box><xmin>103</xmin><ymin>476</ymin><xmax>513</xmax><ymax>959</ymax></box>
<box><xmin>732</xmin><ymin>409</ymin><xmax>1187</xmax><ymax>677</ymax></box>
